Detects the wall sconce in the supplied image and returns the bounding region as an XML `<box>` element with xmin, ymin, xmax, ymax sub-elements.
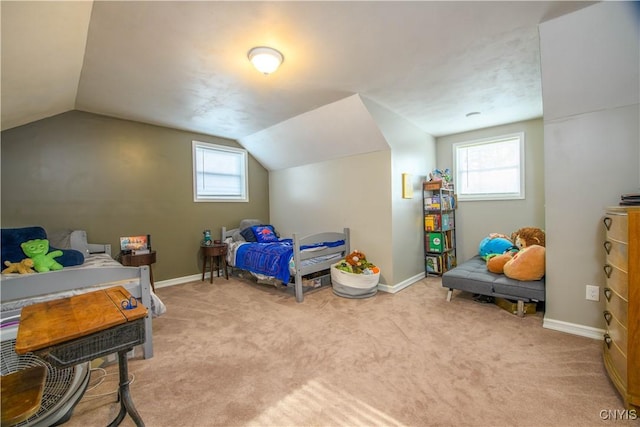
<box><xmin>402</xmin><ymin>173</ymin><xmax>413</xmax><ymax>199</ymax></box>
<box><xmin>248</xmin><ymin>46</ymin><xmax>284</xmax><ymax>75</ymax></box>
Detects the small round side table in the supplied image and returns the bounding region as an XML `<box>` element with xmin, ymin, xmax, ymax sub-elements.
<box><xmin>201</xmin><ymin>243</ymin><xmax>228</xmax><ymax>283</ymax></box>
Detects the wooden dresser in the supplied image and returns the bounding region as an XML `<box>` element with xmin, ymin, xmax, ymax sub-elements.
<box><xmin>602</xmin><ymin>206</ymin><xmax>639</xmax><ymax>410</ymax></box>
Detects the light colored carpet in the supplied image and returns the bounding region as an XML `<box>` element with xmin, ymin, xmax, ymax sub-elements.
<box><xmin>64</xmin><ymin>275</ymin><xmax>628</xmax><ymax>427</ymax></box>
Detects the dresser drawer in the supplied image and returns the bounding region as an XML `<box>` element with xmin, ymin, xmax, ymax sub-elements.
<box><xmin>604</xmin><ymin>287</ymin><xmax>628</xmax><ymax>325</ymax></box>
<box><xmin>604</xmin><ymin>213</ymin><xmax>628</xmax><ymax>243</ymax></box>
<box><xmin>604</xmin><ymin>263</ymin><xmax>628</xmax><ymax>300</ymax></box>
<box><xmin>605</xmin><ymin>239</ymin><xmax>628</xmax><ymax>271</ymax></box>
<box><xmin>605</xmin><ymin>314</ymin><xmax>628</xmax><ymax>357</ymax></box>
<box><xmin>604</xmin><ymin>338</ymin><xmax>628</xmax><ymax>388</ymax></box>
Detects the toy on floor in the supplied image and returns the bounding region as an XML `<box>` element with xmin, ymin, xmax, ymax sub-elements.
<box><xmin>336</xmin><ymin>250</ymin><xmax>379</xmax><ymax>275</ymax></box>
<box><xmin>2</xmin><ymin>258</ymin><xmax>36</xmax><ymax>274</ymax></box>
<box><xmin>21</xmin><ymin>239</ymin><xmax>63</xmax><ymax>273</ymax></box>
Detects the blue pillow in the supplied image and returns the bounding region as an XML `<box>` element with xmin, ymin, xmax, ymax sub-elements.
<box><xmin>251</xmin><ymin>225</ymin><xmax>278</xmax><ymax>243</ymax></box>
<box><xmin>1</xmin><ymin>226</ymin><xmax>84</xmax><ymax>267</ymax></box>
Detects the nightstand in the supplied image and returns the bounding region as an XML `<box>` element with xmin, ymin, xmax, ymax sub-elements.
<box><xmin>201</xmin><ymin>243</ymin><xmax>228</xmax><ymax>283</ymax></box>
<box><xmin>120</xmin><ymin>251</ymin><xmax>157</xmax><ymax>291</ymax></box>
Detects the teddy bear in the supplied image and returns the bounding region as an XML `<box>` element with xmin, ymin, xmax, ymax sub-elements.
<box><xmin>335</xmin><ymin>250</ymin><xmax>379</xmax><ymax>275</ymax></box>
<box><xmin>503</xmin><ymin>244</ymin><xmax>546</xmax><ymax>281</ymax></box>
<box><xmin>345</xmin><ymin>250</ymin><xmax>367</xmax><ymax>273</ymax></box>
<box><xmin>20</xmin><ymin>239</ymin><xmax>63</xmax><ymax>273</ymax></box>
<box><xmin>486</xmin><ymin>252</ymin><xmax>514</xmax><ymax>274</ymax></box>
<box><xmin>2</xmin><ymin>258</ymin><xmax>36</xmax><ymax>274</ymax></box>
<box><xmin>511</xmin><ymin>227</ymin><xmax>545</xmax><ymax>250</ymax></box>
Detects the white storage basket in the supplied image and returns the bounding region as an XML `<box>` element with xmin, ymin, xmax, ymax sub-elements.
<box><xmin>331</xmin><ymin>263</ymin><xmax>380</xmax><ymax>298</ymax></box>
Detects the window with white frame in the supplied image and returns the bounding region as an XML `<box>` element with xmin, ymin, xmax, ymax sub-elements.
<box><xmin>453</xmin><ymin>132</ymin><xmax>525</xmax><ymax>201</ymax></box>
<box><xmin>192</xmin><ymin>141</ymin><xmax>248</xmax><ymax>202</ymax></box>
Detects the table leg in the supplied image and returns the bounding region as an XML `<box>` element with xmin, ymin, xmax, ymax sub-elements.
<box><xmin>108</xmin><ymin>350</ymin><xmax>144</xmax><ymax>427</ymax></box>
<box><xmin>210</xmin><ymin>256</ymin><xmax>215</xmax><ymax>284</ymax></box>
<box><xmin>201</xmin><ymin>254</ymin><xmax>207</xmax><ymax>282</ymax></box>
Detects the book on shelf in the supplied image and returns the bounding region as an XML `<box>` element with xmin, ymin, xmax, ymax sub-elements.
<box><xmin>426</xmin><ymin>255</ymin><xmax>441</xmax><ymax>273</ymax></box>
<box><xmin>424</xmin><ymin>194</ymin><xmax>454</xmax><ymax>210</ymax></box>
<box><xmin>425</xmin><ymin>214</ymin><xmax>440</xmax><ymax>231</ymax></box>
<box><xmin>427</xmin><ymin>232</ymin><xmax>443</xmax><ymax>252</ymax></box>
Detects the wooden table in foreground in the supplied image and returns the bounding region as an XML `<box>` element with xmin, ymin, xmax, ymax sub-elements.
<box><xmin>15</xmin><ymin>286</ymin><xmax>148</xmax><ymax>427</ymax></box>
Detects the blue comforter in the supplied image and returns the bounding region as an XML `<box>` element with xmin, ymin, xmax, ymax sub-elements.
<box><xmin>234</xmin><ymin>239</ymin><xmax>345</xmax><ymax>283</ymax></box>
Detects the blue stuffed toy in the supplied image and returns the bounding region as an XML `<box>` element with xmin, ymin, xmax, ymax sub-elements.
<box><xmin>478</xmin><ymin>234</ymin><xmax>516</xmax><ymax>259</ymax></box>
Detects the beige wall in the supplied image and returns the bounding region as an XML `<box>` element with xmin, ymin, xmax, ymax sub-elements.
<box><xmin>1</xmin><ymin>111</ymin><xmax>270</xmax><ymax>281</ymax></box>
<box><xmin>269</xmin><ymin>151</ymin><xmax>393</xmax><ymax>284</ymax></box>
<box><xmin>269</xmin><ymin>97</ymin><xmax>436</xmax><ymax>288</ymax></box>
<box><xmin>436</xmin><ymin>118</ymin><xmax>545</xmax><ymax>262</ymax></box>
<box><xmin>361</xmin><ymin>97</ymin><xmax>436</xmax><ymax>286</ymax></box>
<box><xmin>540</xmin><ymin>2</ymin><xmax>639</xmax><ymax>331</ymax></box>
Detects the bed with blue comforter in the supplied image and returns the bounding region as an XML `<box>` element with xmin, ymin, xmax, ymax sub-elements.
<box><xmin>222</xmin><ymin>221</ymin><xmax>350</xmax><ymax>302</ymax></box>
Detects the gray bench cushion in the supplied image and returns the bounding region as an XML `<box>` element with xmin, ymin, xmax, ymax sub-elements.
<box><xmin>442</xmin><ymin>255</ymin><xmax>545</xmax><ymax>301</ymax></box>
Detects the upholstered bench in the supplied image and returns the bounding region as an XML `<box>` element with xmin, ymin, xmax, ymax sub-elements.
<box><xmin>442</xmin><ymin>255</ymin><xmax>545</xmax><ymax>317</ymax></box>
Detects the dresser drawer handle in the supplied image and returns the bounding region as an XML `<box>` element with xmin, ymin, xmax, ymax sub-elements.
<box><xmin>604</xmin><ymin>334</ymin><xmax>612</xmax><ymax>349</ymax></box>
<box><xmin>604</xmin><ymin>288</ymin><xmax>612</xmax><ymax>301</ymax></box>
<box><xmin>603</xmin><ymin>264</ymin><xmax>612</xmax><ymax>278</ymax></box>
<box><xmin>603</xmin><ymin>217</ymin><xmax>612</xmax><ymax>230</ymax></box>
<box><xmin>603</xmin><ymin>241</ymin><xmax>612</xmax><ymax>254</ymax></box>
<box><xmin>603</xmin><ymin>311</ymin><xmax>612</xmax><ymax>325</ymax></box>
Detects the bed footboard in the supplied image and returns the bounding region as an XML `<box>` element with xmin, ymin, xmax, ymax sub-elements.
<box><xmin>1</xmin><ymin>265</ymin><xmax>154</xmax><ymax>359</ymax></box>
<box><xmin>292</xmin><ymin>228</ymin><xmax>350</xmax><ymax>303</ymax></box>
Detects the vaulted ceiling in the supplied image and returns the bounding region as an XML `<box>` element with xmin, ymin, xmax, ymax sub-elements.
<box><xmin>2</xmin><ymin>1</ymin><xmax>594</xmax><ymax>145</ymax></box>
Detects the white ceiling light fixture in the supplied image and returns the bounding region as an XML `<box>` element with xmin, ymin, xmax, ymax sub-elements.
<box><xmin>248</xmin><ymin>46</ymin><xmax>284</xmax><ymax>75</ymax></box>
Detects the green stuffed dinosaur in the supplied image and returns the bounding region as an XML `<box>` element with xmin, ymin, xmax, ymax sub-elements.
<box><xmin>21</xmin><ymin>239</ymin><xmax>63</xmax><ymax>273</ymax></box>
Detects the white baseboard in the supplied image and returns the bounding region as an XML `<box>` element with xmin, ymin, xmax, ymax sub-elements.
<box><xmin>543</xmin><ymin>317</ymin><xmax>605</xmax><ymax>340</ymax></box>
<box><xmin>157</xmin><ymin>272</ymin><xmax>427</xmax><ymax>295</ymax></box>
<box><xmin>377</xmin><ymin>272</ymin><xmax>425</xmax><ymax>294</ymax></box>
<box><xmin>155</xmin><ymin>273</ymin><xmax>202</xmax><ymax>289</ymax></box>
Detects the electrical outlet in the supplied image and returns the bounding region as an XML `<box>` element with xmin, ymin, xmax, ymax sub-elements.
<box><xmin>586</xmin><ymin>285</ymin><xmax>600</xmax><ymax>301</ymax></box>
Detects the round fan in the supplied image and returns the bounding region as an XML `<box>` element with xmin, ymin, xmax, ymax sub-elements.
<box><xmin>1</xmin><ymin>338</ymin><xmax>90</xmax><ymax>427</ymax></box>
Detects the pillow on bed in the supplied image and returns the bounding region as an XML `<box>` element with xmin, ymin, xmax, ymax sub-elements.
<box><xmin>49</xmin><ymin>229</ymin><xmax>91</xmax><ymax>259</ymax></box>
<box><xmin>231</xmin><ymin>229</ymin><xmax>246</xmax><ymax>242</ymax></box>
<box><xmin>251</xmin><ymin>225</ymin><xmax>279</xmax><ymax>243</ymax></box>
<box><xmin>239</xmin><ymin>219</ymin><xmax>264</xmax><ymax>231</ymax></box>
<box><xmin>1</xmin><ymin>226</ymin><xmax>84</xmax><ymax>267</ymax></box>
<box><xmin>240</xmin><ymin>227</ymin><xmax>257</xmax><ymax>242</ymax></box>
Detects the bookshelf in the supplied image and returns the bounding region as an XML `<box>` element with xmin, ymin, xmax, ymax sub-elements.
<box><xmin>423</xmin><ymin>181</ymin><xmax>456</xmax><ymax>276</ymax></box>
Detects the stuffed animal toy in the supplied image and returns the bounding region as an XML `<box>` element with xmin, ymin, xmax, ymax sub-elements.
<box><xmin>511</xmin><ymin>227</ymin><xmax>546</xmax><ymax>250</ymax></box>
<box><xmin>336</xmin><ymin>250</ymin><xmax>379</xmax><ymax>275</ymax></box>
<box><xmin>2</xmin><ymin>258</ymin><xmax>35</xmax><ymax>274</ymax></box>
<box><xmin>486</xmin><ymin>252</ymin><xmax>514</xmax><ymax>274</ymax></box>
<box><xmin>20</xmin><ymin>239</ymin><xmax>63</xmax><ymax>273</ymax></box>
<box><xmin>345</xmin><ymin>250</ymin><xmax>366</xmax><ymax>267</ymax></box>
<box><xmin>503</xmin><ymin>245</ymin><xmax>546</xmax><ymax>281</ymax></box>
<box><xmin>478</xmin><ymin>234</ymin><xmax>515</xmax><ymax>259</ymax></box>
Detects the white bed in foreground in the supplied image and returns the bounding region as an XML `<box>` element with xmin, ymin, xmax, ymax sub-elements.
<box><xmin>1</xmin><ymin>251</ymin><xmax>163</xmax><ymax>359</ymax></box>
